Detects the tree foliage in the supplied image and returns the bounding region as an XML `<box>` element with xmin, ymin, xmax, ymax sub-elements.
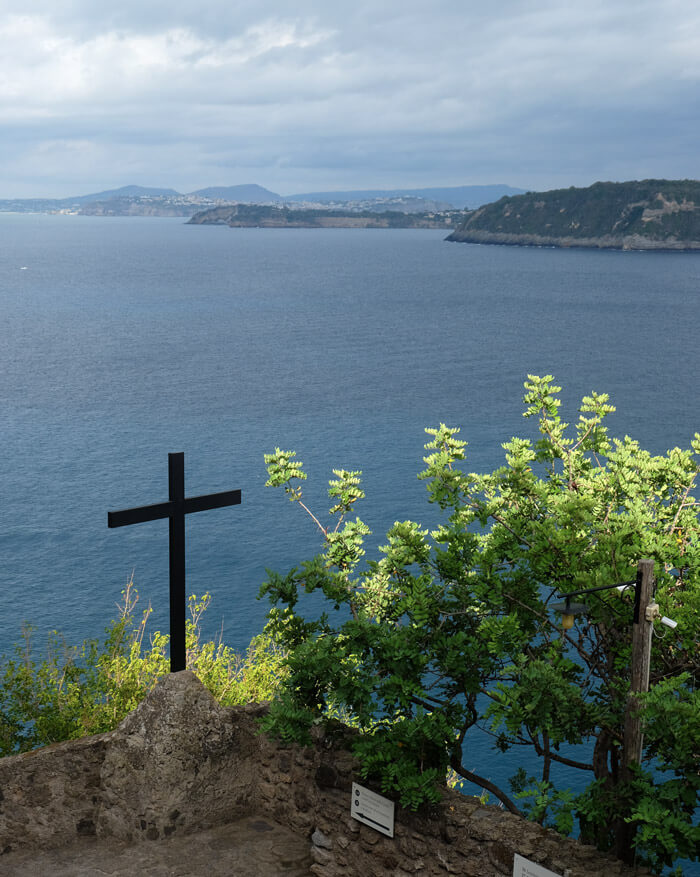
<box><xmin>261</xmin><ymin>376</ymin><xmax>699</xmax><ymax>872</ymax></box>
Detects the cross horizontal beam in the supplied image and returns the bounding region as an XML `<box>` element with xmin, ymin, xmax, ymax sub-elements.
<box><xmin>108</xmin><ymin>490</ymin><xmax>241</xmax><ymax>528</ymax></box>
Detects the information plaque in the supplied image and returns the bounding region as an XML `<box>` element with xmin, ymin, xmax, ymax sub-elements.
<box><xmin>350</xmin><ymin>782</ymin><xmax>395</xmax><ymax>837</ymax></box>
<box><xmin>513</xmin><ymin>853</ymin><xmax>562</xmax><ymax>877</ymax></box>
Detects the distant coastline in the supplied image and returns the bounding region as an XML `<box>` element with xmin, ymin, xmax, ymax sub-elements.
<box><xmin>187</xmin><ymin>203</ymin><xmax>460</xmax><ymax>230</ymax></box>
<box><xmin>446</xmin><ymin>229</ymin><xmax>700</xmax><ymax>251</ymax></box>
<box><xmin>447</xmin><ymin>179</ymin><xmax>700</xmax><ymax>251</ymax></box>
<box><xmin>0</xmin><ymin>183</ymin><xmax>522</xmax><ymax>217</ymax></box>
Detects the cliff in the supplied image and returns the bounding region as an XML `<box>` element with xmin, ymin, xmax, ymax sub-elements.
<box><xmin>446</xmin><ymin>179</ymin><xmax>700</xmax><ymax>250</ymax></box>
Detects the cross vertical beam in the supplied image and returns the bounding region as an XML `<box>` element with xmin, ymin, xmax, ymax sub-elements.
<box><xmin>108</xmin><ymin>453</ymin><xmax>242</xmax><ymax>673</ymax></box>
<box><xmin>168</xmin><ymin>453</ymin><xmax>187</xmax><ymax>672</ymax></box>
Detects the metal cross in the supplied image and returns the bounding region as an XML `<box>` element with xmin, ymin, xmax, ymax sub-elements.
<box><xmin>108</xmin><ymin>452</ymin><xmax>241</xmax><ymax>672</ymax></box>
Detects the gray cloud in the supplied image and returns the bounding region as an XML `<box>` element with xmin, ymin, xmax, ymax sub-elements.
<box><xmin>1</xmin><ymin>0</ymin><xmax>698</xmax><ymax>196</ymax></box>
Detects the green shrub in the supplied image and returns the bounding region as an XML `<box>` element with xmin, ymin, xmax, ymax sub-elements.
<box><xmin>0</xmin><ymin>577</ymin><xmax>287</xmax><ymax>755</ymax></box>
<box><xmin>260</xmin><ymin>376</ymin><xmax>699</xmax><ymax>870</ymax></box>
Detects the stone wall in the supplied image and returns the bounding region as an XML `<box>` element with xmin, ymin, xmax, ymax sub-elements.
<box><xmin>0</xmin><ymin>671</ymin><xmax>652</xmax><ymax>875</ymax></box>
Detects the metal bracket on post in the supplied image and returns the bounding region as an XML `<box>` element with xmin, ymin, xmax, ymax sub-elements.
<box><xmin>645</xmin><ymin>602</ymin><xmax>660</xmax><ymax>623</ymax></box>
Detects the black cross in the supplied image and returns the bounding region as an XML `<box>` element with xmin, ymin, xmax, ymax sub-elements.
<box><xmin>108</xmin><ymin>453</ymin><xmax>241</xmax><ymax>672</ymax></box>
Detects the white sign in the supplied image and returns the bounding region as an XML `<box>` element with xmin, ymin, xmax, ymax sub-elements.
<box><xmin>351</xmin><ymin>782</ymin><xmax>395</xmax><ymax>837</ymax></box>
<box><xmin>513</xmin><ymin>854</ymin><xmax>562</xmax><ymax>877</ymax></box>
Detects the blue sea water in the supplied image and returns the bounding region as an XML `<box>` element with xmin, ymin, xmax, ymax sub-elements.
<box><xmin>1</xmin><ymin>214</ymin><xmax>698</xmax><ymax>869</ymax></box>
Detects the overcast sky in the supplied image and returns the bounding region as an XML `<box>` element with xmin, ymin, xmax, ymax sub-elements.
<box><xmin>2</xmin><ymin>0</ymin><xmax>699</xmax><ymax>197</ymax></box>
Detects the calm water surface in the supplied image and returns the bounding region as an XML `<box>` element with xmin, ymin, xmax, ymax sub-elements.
<box><xmin>2</xmin><ymin>213</ymin><xmax>698</xmax><ymax>650</ymax></box>
<box><xmin>1</xmin><ymin>215</ymin><xmax>698</xmax><ymax>864</ymax></box>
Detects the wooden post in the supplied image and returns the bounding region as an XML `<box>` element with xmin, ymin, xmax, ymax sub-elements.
<box><xmin>623</xmin><ymin>558</ymin><xmax>655</xmax><ymax>771</ymax></box>
<box><xmin>617</xmin><ymin>558</ymin><xmax>655</xmax><ymax>864</ymax></box>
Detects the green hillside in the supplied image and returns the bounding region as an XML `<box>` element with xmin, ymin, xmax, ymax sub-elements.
<box><xmin>187</xmin><ymin>203</ymin><xmax>460</xmax><ymax>229</ymax></box>
<box><xmin>447</xmin><ymin>179</ymin><xmax>700</xmax><ymax>250</ymax></box>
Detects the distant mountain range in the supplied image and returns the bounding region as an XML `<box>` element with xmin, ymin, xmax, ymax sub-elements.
<box><xmin>0</xmin><ymin>183</ymin><xmax>524</xmax><ymax>214</ymax></box>
<box><xmin>65</xmin><ymin>185</ymin><xmax>182</xmax><ymax>204</ymax></box>
<box><xmin>447</xmin><ymin>179</ymin><xmax>700</xmax><ymax>250</ymax></box>
<box><xmin>188</xmin><ymin>184</ymin><xmax>284</xmax><ymax>203</ymax></box>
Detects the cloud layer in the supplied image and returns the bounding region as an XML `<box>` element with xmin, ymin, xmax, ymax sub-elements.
<box><xmin>2</xmin><ymin>1</ymin><xmax>698</xmax><ymax>196</ymax></box>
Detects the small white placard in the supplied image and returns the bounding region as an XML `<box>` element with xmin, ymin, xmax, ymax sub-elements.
<box><xmin>513</xmin><ymin>853</ymin><xmax>562</xmax><ymax>877</ymax></box>
<box><xmin>351</xmin><ymin>782</ymin><xmax>395</xmax><ymax>837</ymax></box>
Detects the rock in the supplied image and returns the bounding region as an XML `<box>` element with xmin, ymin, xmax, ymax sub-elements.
<box><xmin>312</xmin><ymin>828</ymin><xmax>333</xmax><ymax>850</ymax></box>
<box><xmin>96</xmin><ymin>671</ymin><xmax>256</xmax><ymax>841</ymax></box>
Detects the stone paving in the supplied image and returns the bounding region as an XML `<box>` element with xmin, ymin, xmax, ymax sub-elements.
<box><xmin>0</xmin><ymin>815</ymin><xmax>313</xmax><ymax>876</ymax></box>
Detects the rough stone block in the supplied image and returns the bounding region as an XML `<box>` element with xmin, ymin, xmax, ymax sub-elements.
<box><xmin>312</xmin><ymin>827</ymin><xmax>333</xmax><ymax>850</ymax></box>
<box><xmin>96</xmin><ymin>671</ymin><xmax>256</xmax><ymax>841</ymax></box>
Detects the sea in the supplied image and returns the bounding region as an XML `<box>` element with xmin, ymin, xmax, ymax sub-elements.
<box><xmin>1</xmin><ymin>214</ymin><xmax>698</xmax><ymax>870</ymax></box>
